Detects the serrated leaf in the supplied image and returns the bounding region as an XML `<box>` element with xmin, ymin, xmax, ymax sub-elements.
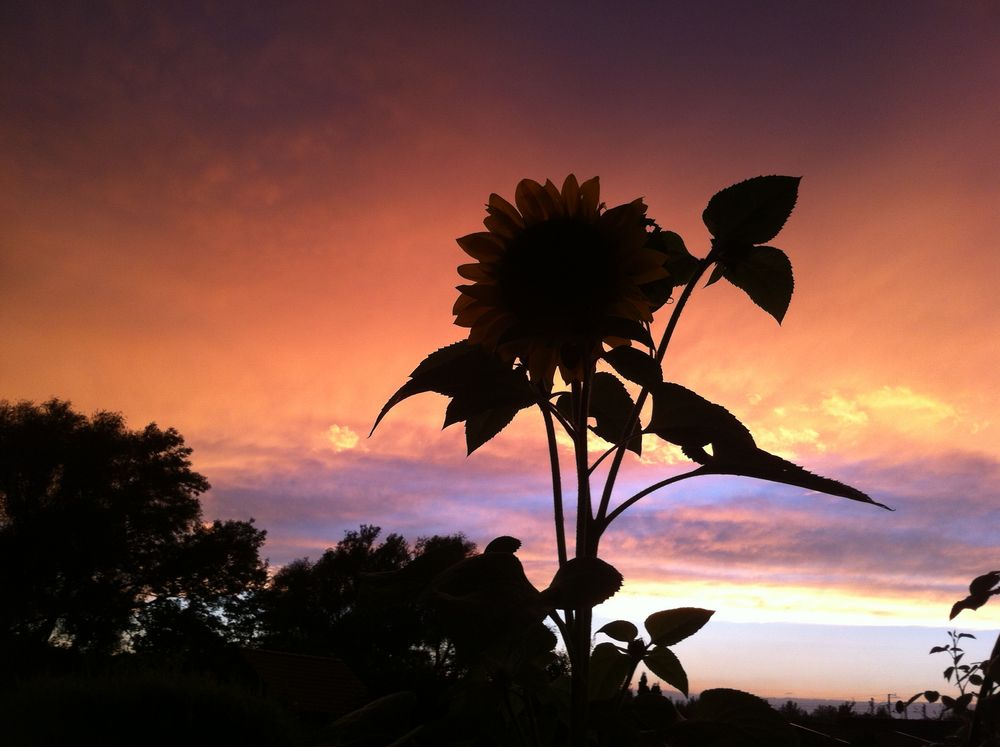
<box><xmin>444</xmin><ymin>384</ymin><xmax>534</xmax><ymax>428</ymax></box>
<box><xmin>929</xmin><ymin>646</ymin><xmax>948</xmax><ymax>654</ymax></box>
<box><xmin>590</xmin><ymin>372</ymin><xmax>642</xmax><ymax>455</ymax></box>
<box><xmin>542</xmin><ymin>556</ymin><xmax>623</xmax><ymax>610</ymax></box>
<box><xmin>644</xmin><ymin>607</ymin><xmax>714</xmax><ymax>646</ymax></box>
<box><xmin>372</xmin><ymin>341</ymin><xmax>534</xmax><ymax>437</ymax></box>
<box><xmin>554</xmin><ymin>392</ymin><xmax>574</xmax><ymax>422</ymax></box>
<box><xmin>705</xmin><ymin>262</ymin><xmax>725</xmax><ymax>287</ymax></box>
<box><xmin>941</xmin><ymin>695</ymin><xmax>956</xmax><ymax>708</ymax></box>
<box><xmin>465</xmin><ymin>404</ymin><xmax>520</xmax><ymax>455</ymax></box>
<box><xmin>589</xmin><ymin>642</ymin><xmax>631</xmax><ymax>701</ymax></box>
<box><xmin>720</xmin><ymin>245</ymin><xmax>794</xmax><ymax>323</ymax></box>
<box><xmin>647</xmin><ymin>382</ymin><xmax>755</xmax><ymax>457</ymax></box>
<box><xmin>647</xmin><ymin>382</ymin><xmax>890</xmax><ymax>509</ymax></box>
<box><xmin>597</xmin><ymin>620</ymin><xmax>639</xmax><ymax>643</ymax></box>
<box><xmin>702</xmin><ymin>176</ymin><xmax>801</xmax><ymax>244</ymax></box>
<box><xmin>372</xmin><ymin>342</ymin><xmax>470</xmax><ymax>434</ymax></box>
<box><xmin>671</xmin><ymin>688</ymin><xmax>799</xmax><ymax>747</ymax></box>
<box><xmin>958</xmin><ymin>633</ymin><xmax>978</xmax><ymax>639</ymax></box>
<box><xmin>970</xmin><ymin>674</ymin><xmax>985</xmax><ymax>686</ymax></box>
<box><xmin>644</xmin><ymin>646</ymin><xmax>689</xmax><ymax>696</ymax></box>
<box><xmin>944</xmin><ymin>666</ymin><xmax>955</xmax><ymax>681</ymax></box>
<box><xmin>924</xmin><ymin>690</ymin><xmax>940</xmax><ymax>702</ymax></box>
<box><xmin>604</xmin><ymin>346</ymin><xmax>662</xmax><ymax>388</ymax></box>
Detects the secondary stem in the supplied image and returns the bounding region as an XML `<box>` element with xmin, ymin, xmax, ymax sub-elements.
<box><xmin>594</xmin><ymin>256</ymin><xmax>715</xmax><ymax>535</ymax></box>
<box><xmin>600</xmin><ymin>468</ymin><xmax>703</xmax><ymax>529</ymax></box>
<box><xmin>541</xmin><ymin>405</ymin><xmax>568</xmax><ymax>567</ymax></box>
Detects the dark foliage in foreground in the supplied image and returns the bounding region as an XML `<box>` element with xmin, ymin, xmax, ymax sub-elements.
<box><xmin>0</xmin><ymin>399</ymin><xmax>267</xmax><ymax>661</ymax></box>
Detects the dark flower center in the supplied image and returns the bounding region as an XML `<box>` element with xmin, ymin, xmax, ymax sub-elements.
<box><xmin>497</xmin><ymin>218</ymin><xmax>621</xmax><ymax>336</ymax></box>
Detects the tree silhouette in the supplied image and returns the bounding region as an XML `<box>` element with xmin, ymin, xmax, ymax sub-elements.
<box><xmin>0</xmin><ymin>399</ymin><xmax>265</xmax><ymax>659</ymax></box>
<box><xmin>258</xmin><ymin>525</ymin><xmax>475</xmax><ymax>692</ymax></box>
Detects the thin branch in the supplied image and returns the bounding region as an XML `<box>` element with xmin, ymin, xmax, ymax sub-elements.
<box><xmin>600</xmin><ymin>468</ymin><xmax>703</xmax><ymax>529</ymax></box>
<box><xmin>595</xmin><ymin>257</ymin><xmax>715</xmax><ymax>529</ymax></box>
<box><xmin>545</xmin><ymin>396</ymin><xmax>575</xmax><ymax>436</ymax></box>
<box><xmin>588</xmin><ymin>442</ymin><xmax>616</xmax><ymax>474</ymax></box>
<box><xmin>548</xmin><ymin>609</ymin><xmax>569</xmax><ymax>644</ymax></box>
<box><xmin>541</xmin><ymin>405</ymin><xmax>568</xmax><ymax>567</ymax></box>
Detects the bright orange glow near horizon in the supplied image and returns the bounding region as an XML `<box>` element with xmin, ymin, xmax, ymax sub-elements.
<box><xmin>2</xmin><ymin>2</ymin><xmax>999</xmax><ymax>700</ymax></box>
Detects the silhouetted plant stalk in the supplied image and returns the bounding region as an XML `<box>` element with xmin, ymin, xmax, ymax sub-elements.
<box><xmin>373</xmin><ymin>175</ymin><xmax>888</xmax><ymax>745</ymax></box>
<box><xmin>899</xmin><ymin>571</ymin><xmax>1000</xmax><ymax>746</ymax></box>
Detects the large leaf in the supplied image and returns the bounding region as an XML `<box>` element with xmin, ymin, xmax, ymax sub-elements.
<box><xmin>603</xmin><ymin>346</ymin><xmax>662</xmax><ymax>389</ymax></box>
<box><xmin>643</xmin><ymin>646</ymin><xmax>689</xmax><ymax>696</ymax></box>
<box><xmin>371</xmin><ymin>341</ymin><xmax>536</xmax><ymax>454</ymax></box>
<box><xmin>644</xmin><ymin>607</ymin><xmax>714</xmax><ymax>647</ymax></box>
<box><xmin>695</xmin><ymin>447</ymin><xmax>890</xmax><ymax>509</ymax></box>
<box><xmin>589</xmin><ymin>642</ymin><xmax>632</xmax><ymax>701</ymax></box>
<box><xmin>596</xmin><ymin>620</ymin><xmax>638</xmax><ymax>643</ymax></box>
<box><xmin>951</xmin><ymin>571</ymin><xmax>1000</xmax><ymax>619</ymax></box>
<box><xmin>647</xmin><ymin>382</ymin><xmax>755</xmax><ymax>459</ymax></box>
<box><xmin>424</xmin><ymin>544</ymin><xmax>547</xmax><ymax>653</ymax></box>
<box><xmin>720</xmin><ymin>245</ymin><xmax>794</xmax><ymax>324</ymax></box>
<box><xmin>542</xmin><ymin>556</ymin><xmax>623</xmax><ymax>610</ymax></box>
<box><xmin>590</xmin><ymin>372</ymin><xmax>642</xmax><ymax>455</ymax></box>
<box><xmin>702</xmin><ymin>176</ymin><xmax>800</xmax><ymax>244</ymax></box>
<box><xmin>970</xmin><ymin>570</ymin><xmax>1000</xmax><ymax>596</ymax></box>
<box><xmin>648</xmin><ymin>382</ymin><xmax>890</xmax><ymax>509</ymax></box>
<box><xmin>669</xmin><ymin>688</ymin><xmax>799</xmax><ymax>747</ymax></box>
<box><xmin>463</xmin><ymin>403</ymin><xmax>520</xmax><ymax>455</ymax></box>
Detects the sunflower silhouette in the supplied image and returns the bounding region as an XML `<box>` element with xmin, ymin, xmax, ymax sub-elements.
<box><xmin>453</xmin><ymin>175</ymin><xmax>669</xmax><ymax>387</ymax></box>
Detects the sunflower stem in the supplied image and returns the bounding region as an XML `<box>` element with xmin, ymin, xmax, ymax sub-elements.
<box><xmin>540</xmin><ymin>404</ymin><xmax>568</xmax><ymax>567</ymax></box>
<box><xmin>588</xmin><ymin>443</ymin><xmax>616</xmax><ymax>474</ymax></box>
<box><xmin>594</xmin><ymin>256</ymin><xmax>715</xmax><ymax>535</ymax></box>
<box><xmin>571</xmin><ymin>374</ymin><xmax>594</xmax><ymax>556</ymax></box>
<box><xmin>569</xmin><ymin>369</ymin><xmax>596</xmax><ymax>747</ymax></box>
<box><xmin>600</xmin><ymin>468</ymin><xmax>703</xmax><ymax>529</ymax></box>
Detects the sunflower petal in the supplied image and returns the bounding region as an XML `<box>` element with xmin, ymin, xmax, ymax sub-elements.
<box><xmin>483</xmin><ymin>213</ymin><xmax>518</xmax><ymax>239</ymax></box>
<box><xmin>629</xmin><ymin>265</ymin><xmax>671</xmax><ymax>285</ymax></box>
<box><xmin>452</xmin><ymin>292</ymin><xmax>477</xmax><ymax>314</ymax></box>
<box><xmin>457</xmin><ymin>262</ymin><xmax>495</xmax><ymax>281</ymax></box>
<box><xmin>540</xmin><ymin>179</ymin><xmax>563</xmax><ymax>218</ymax></box>
<box><xmin>455</xmin><ymin>300</ymin><xmax>491</xmax><ymax>327</ymax></box>
<box><xmin>579</xmin><ymin>176</ymin><xmax>601</xmax><ymax>219</ymax></box>
<box><xmin>487</xmin><ymin>193</ymin><xmax>523</xmax><ymax>224</ymax></box>
<box><xmin>468</xmin><ymin>310</ymin><xmax>513</xmax><ymax>344</ymax></box>
<box><xmin>457</xmin><ymin>283</ymin><xmax>503</xmax><ymax>304</ymax></box>
<box><xmin>514</xmin><ymin>179</ymin><xmax>548</xmax><ymax>225</ymax></box>
<box><xmin>457</xmin><ymin>232</ymin><xmax>505</xmax><ymax>261</ymax></box>
<box><xmin>485</xmin><ymin>193</ymin><xmax>524</xmax><ymax>238</ymax></box>
<box><xmin>561</xmin><ymin>174</ymin><xmax>580</xmax><ymax>216</ymax></box>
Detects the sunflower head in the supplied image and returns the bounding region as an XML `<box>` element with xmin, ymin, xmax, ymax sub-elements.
<box><xmin>453</xmin><ymin>175</ymin><xmax>669</xmax><ymax>387</ymax></box>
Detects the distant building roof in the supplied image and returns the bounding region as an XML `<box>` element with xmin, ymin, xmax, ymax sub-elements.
<box><xmin>240</xmin><ymin>648</ymin><xmax>366</xmax><ymax>716</ymax></box>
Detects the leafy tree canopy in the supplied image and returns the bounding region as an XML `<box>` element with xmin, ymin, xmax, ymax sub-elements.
<box><xmin>0</xmin><ymin>399</ymin><xmax>266</xmax><ymax>656</ymax></box>
<box><xmin>259</xmin><ymin>525</ymin><xmax>475</xmax><ymax>691</ymax></box>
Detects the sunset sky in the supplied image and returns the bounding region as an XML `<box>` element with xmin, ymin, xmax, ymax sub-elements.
<box><xmin>3</xmin><ymin>1</ymin><xmax>1000</xmax><ymax>701</ymax></box>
